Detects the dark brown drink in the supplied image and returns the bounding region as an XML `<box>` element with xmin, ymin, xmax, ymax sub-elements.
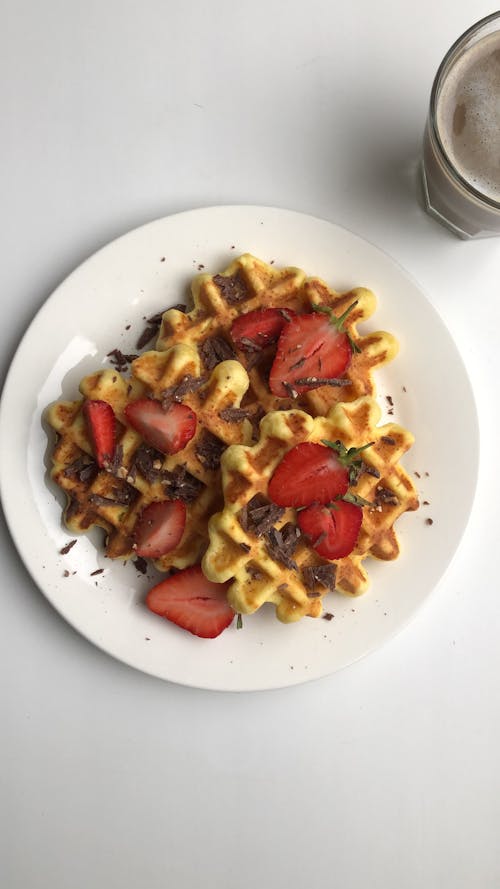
<box><xmin>422</xmin><ymin>13</ymin><xmax>500</xmax><ymax>239</ymax></box>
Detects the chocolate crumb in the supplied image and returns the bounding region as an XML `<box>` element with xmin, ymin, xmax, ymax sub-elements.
<box><xmin>197</xmin><ymin>263</ymin><xmax>205</xmax><ymax>270</ymax></box>
<box><xmin>426</xmin><ymin>518</ymin><xmax>434</xmax><ymax>526</ymax></box>
<box><xmin>239</xmin><ymin>542</ymin><xmax>251</xmax><ymax>553</ymax></box>
<box><xmin>323</xmin><ymin>612</ymin><xmax>334</xmax><ymax>621</ymax></box>
<box><xmin>386</xmin><ymin>395</ymin><xmax>394</xmax><ymax>406</ymax></box>
<box><xmin>414</xmin><ymin>471</ymin><xmax>421</xmax><ymax>478</ymax></box>
<box><xmin>63</xmin><ymin>569</ymin><xmax>70</xmax><ymax>577</ymax></box>
<box><xmin>107</xmin><ymin>348</ymin><xmax>138</xmax><ymax>371</ymax></box>
<box><xmin>160</xmin><ymin>257</ymin><xmax>165</xmax><ymax>262</ymax></box>
<box><xmin>90</xmin><ymin>568</ymin><xmax>104</xmax><ymax>576</ymax></box>
<box><xmin>125</xmin><ymin>325</ymin><xmax>131</xmax><ymax>331</ymax></box>
<box><xmin>60</xmin><ymin>539</ymin><xmax>77</xmax><ymax>555</ymax></box>
<box><xmin>423</xmin><ymin>500</ymin><xmax>430</xmax><ymax>505</ymax></box>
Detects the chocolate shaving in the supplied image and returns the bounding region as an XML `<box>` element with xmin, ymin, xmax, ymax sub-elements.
<box><xmin>213</xmin><ymin>272</ymin><xmax>250</xmax><ymax>304</ymax></box>
<box><xmin>302</xmin><ymin>564</ymin><xmax>337</xmax><ymax>593</ymax></box>
<box><xmin>106</xmin><ymin>444</ymin><xmax>124</xmax><ymax>476</ymax></box>
<box><xmin>133</xmin><ymin>445</ymin><xmax>204</xmax><ymax>501</ymax></box>
<box><xmin>133</xmin><ymin>556</ymin><xmax>148</xmax><ymax>574</ymax></box>
<box><xmin>60</xmin><ymin>539</ymin><xmax>77</xmax><ymax>555</ymax></box>
<box><xmin>195</xmin><ymin>430</ymin><xmax>225</xmax><ymax>470</ymax></box>
<box><xmin>199</xmin><ymin>335</ymin><xmax>236</xmax><ymax>370</ymax></box>
<box><xmin>238</xmin><ymin>494</ymin><xmax>285</xmax><ymax>537</ymax></box>
<box><xmin>323</xmin><ymin>612</ymin><xmax>334</xmax><ymax>621</ymax></box>
<box><xmin>162</xmin><ymin>465</ymin><xmax>205</xmax><ymax>502</ymax></box>
<box><xmin>90</xmin><ymin>568</ymin><xmax>104</xmax><ymax>576</ymax></box>
<box><xmin>239</xmin><ymin>336</ymin><xmax>262</xmax><ymax>353</ymax></box>
<box><xmin>160</xmin><ymin>374</ymin><xmax>205</xmax><ymax>409</ymax></box>
<box><xmin>386</xmin><ymin>395</ymin><xmax>394</xmax><ymax>406</ymax></box>
<box><xmin>107</xmin><ymin>348</ymin><xmax>139</xmax><ymax>371</ymax></box>
<box><xmin>239</xmin><ymin>542</ymin><xmax>251</xmax><ymax>553</ymax></box>
<box><xmin>293</xmin><ymin>377</ymin><xmax>351</xmax><ymax>389</ymax></box>
<box><xmin>88</xmin><ymin>491</ymin><xmax>131</xmax><ymax>508</ymax></box>
<box><xmin>136</xmin><ymin>326</ymin><xmax>157</xmax><ymax>350</ymax></box>
<box><xmin>219</xmin><ymin>406</ymin><xmax>251</xmax><ymax>423</ymax></box>
<box><xmin>63</xmin><ymin>456</ymin><xmax>98</xmax><ymax>484</ymax></box>
<box><xmin>264</xmin><ymin>524</ymin><xmax>300</xmax><ymax>570</ymax></box>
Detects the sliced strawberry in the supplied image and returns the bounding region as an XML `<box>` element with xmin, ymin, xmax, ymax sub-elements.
<box><xmin>268</xmin><ymin>441</ymin><xmax>350</xmax><ymax>507</ymax></box>
<box><xmin>125</xmin><ymin>399</ymin><xmax>196</xmax><ymax>454</ymax></box>
<box><xmin>269</xmin><ymin>303</ymin><xmax>358</xmax><ymax>397</ymax></box>
<box><xmin>82</xmin><ymin>399</ymin><xmax>116</xmax><ymax>468</ymax></box>
<box><xmin>133</xmin><ymin>499</ymin><xmax>186</xmax><ymax>559</ymax></box>
<box><xmin>268</xmin><ymin>439</ymin><xmax>374</xmax><ymax>508</ymax></box>
<box><xmin>298</xmin><ymin>499</ymin><xmax>363</xmax><ymax>559</ymax></box>
<box><xmin>146</xmin><ymin>565</ymin><xmax>234</xmax><ymax>638</ymax></box>
<box><xmin>230</xmin><ymin>307</ymin><xmax>295</xmax><ymax>352</ymax></box>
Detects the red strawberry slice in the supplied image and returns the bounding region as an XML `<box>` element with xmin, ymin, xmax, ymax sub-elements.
<box><xmin>269</xmin><ymin>304</ymin><xmax>357</xmax><ymax>397</ymax></box>
<box><xmin>82</xmin><ymin>399</ymin><xmax>116</xmax><ymax>468</ymax></box>
<box><xmin>125</xmin><ymin>399</ymin><xmax>196</xmax><ymax>454</ymax></box>
<box><xmin>297</xmin><ymin>499</ymin><xmax>363</xmax><ymax>559</ymax></box>
<box><xmin>133</xmin><ymin>499</ymin><xmax>186</xmax><ymax>558</ymax></box>
<box><xmin>268</xmin><ymin>441</ymin><xmax>350</xmax><ymax>508</ymax></box>
<box><xmin>146</xmin><ymin>565</ymin><xmax>234</xmax><ymax>638</ymax></box>
<box><xmin>230</xmin><ymin>307</ymin><xmax>295</xmax><ymax>351</ymax></box>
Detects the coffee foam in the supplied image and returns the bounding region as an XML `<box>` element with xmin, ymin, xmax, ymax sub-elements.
<box><xmin>437</xmin><ymin>31</ymin><xmax>500</xmax><ymax>202</ymax></box>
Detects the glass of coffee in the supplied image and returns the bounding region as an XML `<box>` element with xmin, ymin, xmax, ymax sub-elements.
<box><xmin>422</xmin><ymin>11</ymin><xmax>500</xmax><ymax>239</ymax></box>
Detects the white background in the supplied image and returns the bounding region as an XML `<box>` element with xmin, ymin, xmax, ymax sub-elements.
<box><xmin>1</xmin><ymin>2</ymin><xmax>499</xmax><ymax>887</ymax></box>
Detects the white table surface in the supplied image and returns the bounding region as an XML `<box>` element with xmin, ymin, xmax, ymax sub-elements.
<box><xmin>1</xmin><ymin>2</ymin><xmax>499</xmax><ymax>887</ymax></box>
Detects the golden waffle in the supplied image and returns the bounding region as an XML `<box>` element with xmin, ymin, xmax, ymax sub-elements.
<box><xmin>47</xmin><ymin>345</ymin><xmax>251</xmax><ymax>571</ymax></box>
<box><xmin>202</xmin><ymin>396</ymin><xmax>419</xmax><ymax>623</ymax></box>
<box><xmin>156</xmin><ymin>253</ymin><xmax>398</xmax><ymax>418</ymax></box>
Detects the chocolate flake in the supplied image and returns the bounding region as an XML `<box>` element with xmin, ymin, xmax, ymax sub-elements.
<box><xmin>219</xmin><ymin>406</ymin><xmax>251</xmax><ymax>423</ymax></box>
<box><xmin>106</xmin><ymin>444</ymin><xmax>124</xmax><ymax>476</ymax></box>
<box><xmin>195</xmin><ymin>430</ymin><xmax>225</xmax><ymax>470</ymax></box>
<box><xmin>294</xmin><ymin>377</ymin><xmax>351</xmax><ymax>389</ymax></box>
<box><xmin>133</xmin><ymin>556</ymin><xmax>148</xmax><ymax>574</ymax></box>
<box><xmin>238</xmin><ymin>494</ymin><xmax>285</xmax><ymax>537</ymax></box>
<box><xmin>60</xmin><ymin>539</ymin><xmax>77</xmax><ymax>555</ymax></box>
<box><xmin>302</xmin><ymin>564</ymin><xmax>337</xmax><ymax>593</ymax></box>
<box><xmin>264</xmin><ymin>522</ymin><xmax>301</xmax><ymax>570</ymax></box>
<box><xmin>426</xmin><ymin>518</ymin><xmax>434</xmax><ymax>526</ymax></box>
<box><xmin>160</xmin><ymin>374</ymin><xmax>205</xmax><ymax>409</ymax></box>
<box><xmin>213</xmin><ymin>272</ymin><xmax>250</xmax><ymax>305</ymax></box>
<box><xmin>63</xmin><ymin>456</ymin><xmax>98</xmax><ymax>484</ymax></box>
<box><xmin>199</xmin><ymin>335</ymin><xmax>236</xmax><ymax>370</ymax></box>
<box><xmin>386</xmin><ymin>395</ymin><xmax>394</xmax><ymax>406</ymax></box>
<box><xmin>133</xmin><ymin>445</ymin><xmax>204</xmax><ymax>502</ymax></box>
<box><xmin>107</xmin><ymin>348</ymin><xmax>138</xmax><ymax>371</ymax></box>
<box><xmin>323</xmin><ymin>612</ymin><xmax>334</xmax><ymax>621</ymax></box>
<box><xmin>90</xmin><ymin>568</ymin><xmax>104</xmax><ymax>576</ymax></box>
<box><xmin>136</xmin><ymin>326</ymin><xmax>157</xmax><ymax>350</ymax></box>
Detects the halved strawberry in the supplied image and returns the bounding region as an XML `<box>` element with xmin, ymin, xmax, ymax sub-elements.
<box><xmin>269</xmin><ymin>303</ymin><xmax>359</xmax><ymax>397</ymax></box>
<box><xmin>146</xmin><ymin>565</ymin><xmax>234</xmax><ymax>638</ymax></box>
<box><xmin>125</xmin><ymin>399</ymin><xmax>196</xmax><ymax>454</ymax></box>
<box><xmin>133</xmin><ymin>499</ymin><xmax>186</xmax><ymax>558</ymax></box>
<box><xmin>230</xmin><ymin>307</ymin><xmax>295</xmax><ymax>351</ymax></box>
<box><xmin>297</xmin><ymin>499</ymin><xmax>363</xmax><ymax>559</ymax></box>
<box><xmin>82</xmin><ymin>399</ymin><xmax>116</xmax><ymax>468</ymax></box>
<box><xmin>268</xmin><ymin>442</ymin><xmax>349</xmax><ymax>507</ymax></box>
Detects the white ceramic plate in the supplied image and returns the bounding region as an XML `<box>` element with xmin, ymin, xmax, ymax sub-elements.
<box><xmin>0</xmin><ymin>206</ymin><xmax>479</xmax><ymax>691</ymax></box>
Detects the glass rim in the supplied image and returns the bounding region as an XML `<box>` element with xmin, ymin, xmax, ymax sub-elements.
<box><xmin>429</xmin><ymin>10</ymin><xmax>500</xmax><ymax>211</ymax></box>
